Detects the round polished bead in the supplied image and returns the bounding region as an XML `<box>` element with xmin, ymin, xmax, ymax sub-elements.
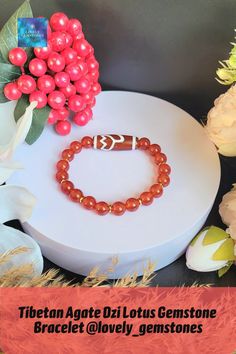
<box><xmin>95</xmin><ymin>201</ymin><xmax>110</xmax><ymax>216</ymax></box>
<box><xmin>56</xmin><ymin>170</ymin><xmax>68</xmax><ymax>183</ymax></box>
<box><xmin>126</xmin><ymin>198</ymin><xmax>140</xmax><ymax>212</ymax></box>
<box><xmin>82</xmin><ymin>196</ymin><xmax>96</xmax><ymax>210</ymax></box>
<box><xmin>56</xmin><ymin>159</ymin><xmax>69</xmax><ymax>171</ymax></box>
<box><xmin>70</xmin><ymin>141</ymin><xmax>82</xmax><ymax>153</ymax></box>
<box><xmin>111</xmin><ymin>202</ymin><xmax>126</xmax><ymax>216</ymax></box>
<box><xmin>61</xmin><ymin>180</ymin><xmax>74</xmax><ymax>195</ymax></box>
<box><xmin>157</xmin><ymin>173</ymin><xmax>170</xmax><ymax>187</ymax></box>
<box><xmin>140</xmin><ymin>192</ymin><xmax>153</xmax><ymax>206</ymax></box>
<box><xmin>149</xmin><ymin>144</ymin><xmax>161</xmax><ymax>155</ymax></box>
<box><xmin>69</xmin><ymin>188</ymin><xmax>83</xmax><ymax>202</ymax></box>
<box><xmin>137</xmin><ymin>137</ymin><xmax>150</xmax><ymax>150</ymax></box>
<box><xmin>159</xmin><ymin>163</ymin><xmax>171</xmax><ymax>175</ymax></box>
<box><xmin>154</xmin><ymin>152</ymin><xmax>167</xmax><ymax>165</ymax></box>
<box><xmin>81</xmin><ymin>136</ymin><xmax>93</xmax><ymax>148</ymax></box>
<box><xmin>61</xmin><ymin>148</ymin><xmax>74</xmax><ymax>161</ymax></box>
<box><xmin>150</xmin><ymin>183</ymin><xmax>163</xmax><ymax>198</ymax></box>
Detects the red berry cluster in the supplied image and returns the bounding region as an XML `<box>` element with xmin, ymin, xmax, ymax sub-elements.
<box><xmin>3</xmin><ymin>12</ymin><xmax>101</xmax><ymax>136</ymax></box>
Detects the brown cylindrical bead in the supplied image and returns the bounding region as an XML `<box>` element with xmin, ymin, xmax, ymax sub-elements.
<box><xmin>93</xmin><ymin>135</ymin><xmax>137</xmax><ymax>151</ymax></box>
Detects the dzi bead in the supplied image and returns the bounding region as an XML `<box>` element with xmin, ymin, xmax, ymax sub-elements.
<box><xmin>93</xmin><ymin>135</ymin><xmax>138</xmax><ymax>151</ymax></box>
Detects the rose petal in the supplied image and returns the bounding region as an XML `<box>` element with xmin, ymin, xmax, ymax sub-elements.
<box><xmin>0</xmin><ymin>185</ymin><xmax>36</xmax><ymax>223</ymax></box>
<box><xmin>0</xmin><ymin>223</ymin><xmax>43</xmax><ymax>276</ymax></box>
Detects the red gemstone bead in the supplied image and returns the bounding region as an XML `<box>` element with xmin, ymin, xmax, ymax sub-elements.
<box><xmin>61</xmin><ymin>180</ymin><xmax>74</xmax><ymax>195</ymax></box>
<box><xmin>70</xmin><ymin>141</ymin><xmax>82</xmax><ymax>153</ymax></box>
<box><xmin>54</xmin><ymin>72</ymin><xmax>70</xmax><ymax>88</ymax></box>
<box><xmin>140</xmin><ymin>192</ymin><xmax>153</xmax><ymax>206</ymax></box>
<box><xmin>34</xmin><ymin>45</ymin><xmax>52</xmax><ymax>60</ymax></box>
<box><xmin>47</xmin><ymin>52</ymin><xmax>65</xmax><ymax>72</ymax></box>
<box><xmin>159</xmin><ymin>163</ymin><xmax>171</xmax><ymax>175</ymax></box>
<box><xmin>55</xmin><ymin>120</ymin><xmax>71</xmax><ymax>136</ymax></box>
<box><xmin>48</xmin><ymin>90</ymin><xmax>66</xmax><ymax>109</ymax></box>
<box><xmin>154</xmin><ymin>152</ymin><xmax>167</xmax><ymax>165</ymax></box>
<box><xmin>56</xmin><ymin>170</ymin><xmax>68</xmax><ymax>183</ymax></box>
<box><xmin>29</xmin><ymin>90</ymin><xmax>47</xmax><ymax>108</ymax></box>
<box><xmin>61</xmin><ymin>148</ymin><xmax>74</xmax><ymax>161</ymax></box>
<box><xmin>81</xmin><ymin>136</ymin><xmax>93</xmax><ymax>148</ymax></box>
<box><xmin>68</xmin><ymin>94</ymin><xmax>85</xmax><ymax>112</ymax></box>
<box><xmin>137</xmin><ymin>137</ymin><xmax>150</xmax><ymax>150</ymax></box>
<box><xmin>17</xmin><ymin>75</ymin><xmax>36</xmax><ymax>94</ymax></box>
<box><xmin>3</xmin><ymin>82</ymin><xmax>22</xmax><ymax>100</ymax></box>
<box><xmin>50</xmin><ymin>12</ymin><xmax>69</xmax><ymax>31</ymax></box>
<box><xmin>111</xmin><ymin>202</ymin><xmax>126</xmax><ymax>216</ymax></box>
<box><xmin>29</xmin><ymin>58</ymin><xmax>47</xmax><ymax>77</ymax></box>
<box><xmin>8</xmin><ymin>48</ymin><xmax>27</xmax><ymax>66</ymax></box>
<box><xmin>95</xmin><ymin>202</ymin><xmax>110</xmax><ymax>216</ymax></box>
<box><xmin>69</xmin><ymin>188</ymin><xmax>83</xmax><ymax>202</ymax></box>
<box><xmin>149</xmin><ymin>144</ymin><xmax>161</xmax><ymax>155</ymax></box>
<box><xmin>56</xmin><ymin>159</ymin><xmax>69</xmax><ymax>171</ymax></box>
<box><xmin>150</xmin><ymin>183</ymin><xmax>163</xmax><ymax>198</ymax></box>
<box><xmin>67</xmin><ymin>19</ymin><xmax>82</xmax><ymax>36</ymax></box>
<box><xmin>157</xmin><ymin>173</ymin><xmax>170</xmax><ymax>187</ymax></box>
<box><xmin>37</xmin><ymin>75</ymin><xmax>55</xmax><ymax>94</ymax></box>
<box><xmin>82</xmin><ymin>196</ymin><xmax>96</xmax><ymax>210</ymax></box>
<box><xmin>126</xmin><ymin>198</ymin><xmax>140</xmax><ymax>212</ymax></box>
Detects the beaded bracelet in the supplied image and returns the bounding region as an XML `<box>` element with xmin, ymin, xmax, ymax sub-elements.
<box><xmin>55</xmin><ymin>134</ymin><xmax>171</xmax><ymax>216</ymax></box>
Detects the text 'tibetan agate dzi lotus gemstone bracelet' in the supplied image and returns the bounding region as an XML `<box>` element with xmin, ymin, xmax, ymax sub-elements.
<box><xmin>55</xmin><ymin>134</ymin><xmax>171</xmax><ymax>216</ymax></box>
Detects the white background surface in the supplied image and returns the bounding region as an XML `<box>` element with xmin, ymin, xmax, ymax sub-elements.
<box><xmin>7</xmin><ymin>91</ymin><xmax>221</xmax><ymax>277</ymax></box>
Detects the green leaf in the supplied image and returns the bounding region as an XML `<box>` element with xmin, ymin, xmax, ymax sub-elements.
<box><xmin>212</xmin><ymin>238</ymin><xmax>236</xmax><ymax>261</ymax></box>
<box><xmin>203</xmin><ymin>226</ymin><xmax>229</xmax><ymax>246</ymax></box>
<box><xmin>14</xmin><ymin>95</ymin><xmax>50</xmax><ymax>145</ymax></box>
<box><xmin>0</xmin><ymin>62</ymin><xmax>21</xmax><ymax>101</ymax></box>
<box><xmin>0</xmin><ymin>0</ymin><xmax>33</xmax><ymax>63</ymax></box>
<box><xmin>218</xmin><ymin>261</ymin><xmax>233</xmax><ymax>277</ymax></box>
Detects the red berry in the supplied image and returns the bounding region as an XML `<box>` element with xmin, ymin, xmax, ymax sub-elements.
<box><xmin>34</xmin><ymin>44</ymin><xmax>52</xmax><ymax>60</ymax></box>
<box><xmin>37</xmin><ymin>75</ymin><xmax>55</xmax><ymax>93</ymax></box>
<box><xmin>61</xmin><ymin>32</ymin><xmax>73</xmax><ymax>48</ymax></box>
<box><xmin>91</xmin><ymin>82</ymin><xmax>101</xmax><ymax>95</ymax></box>
<box><xmin>47</xmin><ymin>52</ymin><xmax>65</xmax><ymax>72</ymax></box>
<box><xmin>55</xmin><ymin>120</ymin><xmax>71</xmax><ymax>135</ymax></box>
<box><xmin>86</xmin><ymin>70</ymin><xmax>99</xmax><ymax>82</ymax></box>
<box><xmin>50</xmin><ymin>12</ymin><xmax>69</xmax><ymax>31</ymax></box>
<box><xmin>74</xmin><ymin>32</ymin><xmax>85</xmax><ymax>41</ymax></box>
<box><xmin>66</xmin><ymin>19</ymin><xmax>82</xmax><ymax>36</ymax></box>
<box><xmin>8</xmin><ymin>48</ymin><xmax>27</xmax><ymax>66</ymax></box>
<box><xmin>4</xmin><ymin>82</ymin><xmax>22</xmax><ymax>100</ymax></box>
<box><xmin>29</xmin><ymin>58</ymin><xmax>47</xmax><ymax>77</ymax></box>
<box><xmin>57</xmin><ymin>107</ymin><xmax>70</xmax><ymax>120</ymax></box>
<box><xmin>65</xmin><ymin>63</ymin><xmax>82</xmax><ymax>81</ymax></box>
<box><xmin>68</xmin><ymin>94</ymin><xmax>85</xmax><ymax>112</ymax></box>
<box><xmin>86</xmin><ymin>57</ymin><xmax>99</xmax><ymax>71</ymax></box>
<box><xmin>49</xmin><ymin>31</ymin><xmax>66</xmax><ymax>52</ymax></box>
<box><xmin>59</xmin><ymin>83</ymin><xmax>76</xmax><ymax>98</ymax></box>
<box><xmin>48</xmin><ymin>90</ymin><xmax>66</xmax><ymax>109</ymax></box>
<box><xmin>48</xmin><ymin>109</ymin><xmax>60</xmax><ymax>124</ymax></box>
<box><xmin>90</xmin><ymin>97</ymin><xmax>96</xmax><ymax>107</ymax></box>
<box><xmin>74</xmin><ymin>76</ymin><xmax>91</xmax><ymax>94</ymax></box>
<box><xmin>83</xmin><ymin>107</ymin><xmax>93</xmax><ymax>120</ymax></box>
<box><xmin>61</xmin><ymin>48</ymin><xmax>77</xmax><ymax>65</ymax></box>
<box><xmin>29</xmin><ymin>90</ymin><xmax>47</xmax><ymax>109</ymax></box>
<box><xmin>77</xmin><ymin>60</ymin><xmax>88</xmax><ymax>75</ymax></box>
<box><xmin>17</xmin><ymin>75</ymin><xmax>36</xmax><ymax>94</ymax></box>
<box><xmin>81</xmin><ymin>90</ymin><xmax>94</xmax><ymax>104</ymax></box>
<box><xmin>73</xmin><ymin>110</ymin><xmax>90</xmax><ymax>126</ymax></box>
<box><xmin>47</xmin><ymin>24</ymin><xmax>52</xmax><ymax>39</ymax></box>
<box><xmin>73</xmin><ymin>39</ymin><xmax>90</xmax><ymax>57</ymax></box>
<box><xmin>54</xmin><ymin>71</ymin><xmax>70</xmax><ymax>88</ymax></box>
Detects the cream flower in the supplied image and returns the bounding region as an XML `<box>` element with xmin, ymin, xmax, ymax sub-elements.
<box><xmin>219</xmin><ymin>185</ymin><xmax>236</xmax><ymax>260</ymax></box>
<box><xmin>205</xmin><ymin>85</ymin><xmax>236</xmax><ymax>156</ymax></box>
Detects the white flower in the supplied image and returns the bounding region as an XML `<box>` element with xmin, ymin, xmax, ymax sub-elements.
<box><xmin>205</xmin><ymin>85</ymin><xmax>236</xmax><ymax>156</ymax></box>
<box><xmin>186</xmin><ymin>226</ymin><xmax>235</xmax><ymax>272</ymax></box>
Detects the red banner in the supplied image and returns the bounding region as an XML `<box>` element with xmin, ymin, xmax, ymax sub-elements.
<box><xmin>0</xmin><ymin>287</ymin><xmax>235</xmax><ymax>354</ymax></box>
